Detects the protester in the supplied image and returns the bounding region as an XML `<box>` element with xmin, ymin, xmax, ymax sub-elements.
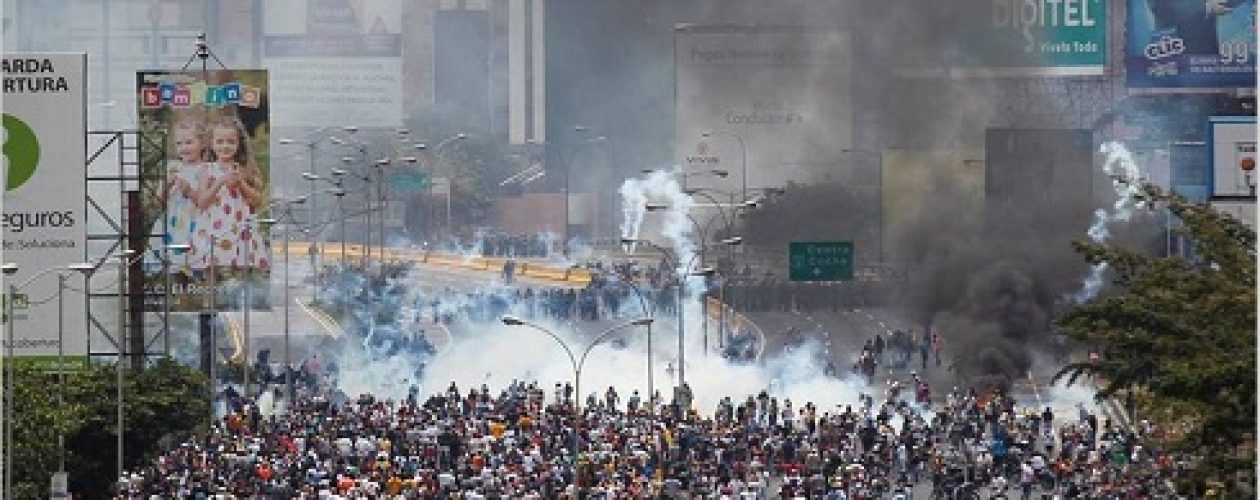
<box><xmin>119</xmin><ymin>375</ymin><xmax>1183</xmax><ymax>498</ymax></box>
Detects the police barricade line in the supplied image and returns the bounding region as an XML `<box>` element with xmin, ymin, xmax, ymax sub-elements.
<box><xmin>278</xmin><ymin>242</ymin><xmax>590</xmax><ymax>285</ymax></box>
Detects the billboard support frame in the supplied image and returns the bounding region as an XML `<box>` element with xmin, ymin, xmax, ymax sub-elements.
<box><xmin>84</xmin><ymin>130</ymin><xmax>173</xmax><ymax>365</ymax></box>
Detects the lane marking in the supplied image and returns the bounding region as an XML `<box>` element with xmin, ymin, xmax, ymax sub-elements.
<box><xmin>224</xmin><ymin>313</ymin><xmax>245</xmax><ymax>362</ymax></box>
<box><xmin>297</xmin><ymin>299</ymin><xmax>344</xmax><ymax>339</ymax></box>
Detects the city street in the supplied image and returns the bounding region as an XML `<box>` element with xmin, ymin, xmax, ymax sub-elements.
<box><xmin>2</xmin><ymin>1</ymin><xmax>1253</xmax><ymax>497</ymax></box>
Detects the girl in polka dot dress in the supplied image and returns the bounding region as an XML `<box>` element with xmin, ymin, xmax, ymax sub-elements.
<box><xmin>187</xmin><ymin>115</ymin><xmax>268</xmax><ymax>271</ymax></box>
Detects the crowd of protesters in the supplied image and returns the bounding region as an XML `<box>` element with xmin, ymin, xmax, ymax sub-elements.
<box><xmin>854</xmin><ymin>329</ymin><xmax>945</xmax><ymax>381</ymax></box>
<box><xmin>120</xmin><ymin>367</ymin><xmax>1186</xmax><ymax>498</ymax></box>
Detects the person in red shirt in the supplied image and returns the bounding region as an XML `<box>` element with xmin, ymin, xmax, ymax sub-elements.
<box><xmin>257</xmin><ymin>461</ymin><xmax>273</xmax><ymax>482</ymax></box>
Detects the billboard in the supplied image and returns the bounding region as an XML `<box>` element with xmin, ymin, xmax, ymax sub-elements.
<box><xmin>136</xmin><ymin>70</ymin><xmax>271</xmax><ymax>311</ymax></box>
<box><xmin>674</xmin><ymin>25</ymin><xmax>852</xmax><ymax>191</ymax></box>
<box><xmin>2</xmin><ymin>53</ymin><xmax>89</xmax><ymax>369</ymax></box>
<box><xmin>1126</xmin><ymin>0</ymin><xmax>1257</xmax><ymax>88</ymax></box>
<box><xmin>263</xmin><ymin>0</ymin><xmax>403</xmax><ymax>128</ymax></box>
<box><xmin>1208</xmin><ymin>116</ymin><xmax>1257</xmax><ymax>198</ymax></box>
<box><xmin>895</xmin><ymin>0</ymin><xmax>1106</xmax><ymax>77</ymax></box>
<box><xmin>953</xmin><ymin>0</ymin><xmax>1107</xmax><ymax>75</ymax></box>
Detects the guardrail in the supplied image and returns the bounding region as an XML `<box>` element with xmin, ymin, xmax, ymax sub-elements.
<box><xmin>274</xmin><ymin>242</ymin><xmax>592</xmax><ymax>286</ymax></box>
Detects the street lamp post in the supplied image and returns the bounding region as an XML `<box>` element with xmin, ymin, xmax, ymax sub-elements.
<box><xmin>372</xmin><ymin>155</ymin><xmax>415</xmax><ymax>271</ymax></box>
<box><xmin>620</xmin><ymin>236</ymin><xmax>719</xmax><ymax>391</ymax></box>
<box><xmin>701</xmin><ymin>129</ymin><xmax>748</xmax><ymax>205</ymax></box>
<box><xmin>643</xmin><ymin>204</ymin><xmax>738</xmax><ymax>359</ymax></box>
<box><xmin>268</xmin><ymin>197</ymin><xmax>306</xmax><ymax>404</ymax></box>
<box><xmin>300</xmin><ymin>171</ymin><xmax>327</xmax><ymax>301</ymax></box>
<box><xmin>161</xmin><ymin>243</ymin><xmax>192</xmax><ymax>358</ymax></box>
<box><xmin>331</xmin><ymin>130</ymin><xmax>371</xmax><ymax>268</ymax></box>
<box><xmin>500</xmin><ymin>315</ymin><xmax>653</xmax><ymax>492</ymax></box>
<box><xmin>618</xmin><ymin>277</ymin><xmax>656</xmax><ymax>414</ymax></box>
<box><xmin>558</xmin><ymin>127</ymin><xmax>607</xmax><ymax>250</ymax></box>
<box><xmin>119</xmin><ymin>250</ymin><xmax>137</xmax><ymax>481</ymax></box>
<box><xmin>1</xmin><ymin>262</ymin><xmax>94</xmax><ymax>491</ymax></box>
<box><xmin>328</xmin><ymin>187</ymin><xmax>349</xmax><ymax>313</ymax></box>
<box><xmin>242</xmin><ymin>217</ymin><xmax>279</xmax><ymax>399</ymax></box>
<box><xmin>55</xmin><ymin>264</ymin><xmax>94</xmax><ymax>476</ymax></box>
<box><xmin>414</xmin><ymin>133</ymin><xmax>467</xmax><ymax>244</ymax></box>
<box><xmin>332</xmin><ymin>164</ymin><xmax>372</xmax><ymax>270</ymax></box>
<box><xmin>280</xmin><ymin>131</ymin><xmax>336</xmax><ymax>290</ymax></box>
<box><xmin>679</xmin><ymin>189</ymin><xmax>749</xmax><ymax>351</ymax></box>
<box><xmin>303</xmin><ymin>172</ymin><xmax>348</xmax><ymax>302</ymax></box>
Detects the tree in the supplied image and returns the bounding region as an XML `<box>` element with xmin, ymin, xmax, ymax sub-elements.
<box><xmin>1054</xmin><ymin>184</ymin><xmax>1255</xmax><ymax>494</ymax></box>
<box><xmin>9</xmin><ymin>359</ymin><xmax>208</xmax><ymax>499</ymax></box>
<box><xmin>403</xmin><ymin>106</ymin><xmax>516</xmax><ymax>235</ymax></box>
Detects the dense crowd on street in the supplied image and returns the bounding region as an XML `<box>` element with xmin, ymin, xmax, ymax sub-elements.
<box><xmin>119</xmin><ymin>369</ymin><xmax>1186</xmax><ymax>498</ymax></box>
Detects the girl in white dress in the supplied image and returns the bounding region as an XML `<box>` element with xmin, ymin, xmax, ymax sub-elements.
<box><xmin>147</xmin><ymin>118</ymin><xmax>207</xmax><ymax>271</ymax></box>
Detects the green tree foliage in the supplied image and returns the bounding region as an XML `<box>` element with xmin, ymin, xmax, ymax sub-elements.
<box><xmin>1054</xmin><ymin>185</ymin><xmax>1255</xmax><ymax>492</ymax></box>
<box><xmin>404</xmin><ymin>106</ymin><xmax>515</xmax><ymax>230</ymax></box>
<box><xmin>9</xmin><ymin>359</ymin><xmax>208</xmax><ymax>499</ymax></box>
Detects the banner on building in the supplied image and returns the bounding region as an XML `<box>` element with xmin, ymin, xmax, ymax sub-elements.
<box><xmin>898</xmin><ymin>0</ymin><xmax>1106</xmax><ymax>77</ymax></box>
<box><xmin>263</xmin><ymin>0</ymin><xmax>403</xmax><ymax>127</ymax></box>
<box><xmin>136</xmin><ymin>70</ymin><xmax>271</xmax><ymax>311</ymax></box>
<box><xmin>2</xmin><ymin>53</ymin><xmax>89</xmax><ymax>369</ymax></box>
<box><xmin>1126</xmin><ymin>0</ymin><xmax>1257</xmax><ymax>88</ymax></box>
<box><xmin>674</xmin><ymin>25</ymin><xmax>853</xmax><ymax>191</ymax></box>
<box><xmin>1208</xmin><ymin>116</ymin><xmax>1257</xmax><ymax>198</ymax></box>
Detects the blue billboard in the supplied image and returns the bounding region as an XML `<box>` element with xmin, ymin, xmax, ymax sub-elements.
<box><xmin>1126</xmin><ymin>0</ymin><xmax>1257</xmax><ymax>88</ymax></box>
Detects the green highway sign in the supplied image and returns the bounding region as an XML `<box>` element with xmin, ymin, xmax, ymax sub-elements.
<box><xmin>390</xmin><ymin>170</ymin><xmax>430</xmax><ymax>191</ymax></box>
<box><xmin>789</xmin><ymin>241</ymin><xmax>853</xmax><ymax>282</ymax></box>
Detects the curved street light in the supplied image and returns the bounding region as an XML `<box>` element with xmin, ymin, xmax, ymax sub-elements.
<box><xmin>415</xmin><ymin>133</ymin><xmax>469</xmax><ymax>243</ymax></box>
<box><xmin>617</xmin><ymin>236</ymin><xmax>730</xmax><ymax>388</ymax></box>
<box><xmin>700</xmin><ymin>129</ymin><xmax>748</xmax><ymax>203</ymax></box>
<box><xmin>499</xmin><ymin>315</ymin><xmax>653</xmax><ymax>491</ymax></box>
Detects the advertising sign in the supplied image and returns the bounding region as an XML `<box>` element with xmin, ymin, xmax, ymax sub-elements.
<box><xmin>1126</xmin><ymin>0</ymin><xmax>1256</xmax><ymax>88</ymax></box>
<box><xmin>136</xmin><ymin>70</ymin><xmax>271</xmax><ymax>311</ymax></box>
<box><xmin>948</xmin><ymin>0</ymin><xmax>1107</xmax><ymax>75</ymax></box>
<box><xmin>675</xmin><ymin>25</ymin><xmax>852</xmax><ymax>191</ymax></box>
<box><xmin>2</xmin><ymin>53</ymin><xmax>89</xmax><ymax>369</ymax></box>
<box><xmin>1208</xmin><ymin>116</ymin><xmax>1257</xmax><ymax>198</ymax></box>
<box><xmin>263</xmin><ymin>0</ymin><xmax>403</xmax><ymax>127</ymax></box>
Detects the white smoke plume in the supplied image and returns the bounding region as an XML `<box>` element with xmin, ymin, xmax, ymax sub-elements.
<box><xmin>422</xmin><ymin>319</ymin><xmax>867</xmax><ymax>413</ymax></box>
<box><xmin>1072</xmin><ymin>141</ymin><xmax>1145</xmax><ymax>303</ymax></box>
<box><xmin>618</xmin><ymin>169</ymin><xmax>694</xmax><ymax>259</ymax></box>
